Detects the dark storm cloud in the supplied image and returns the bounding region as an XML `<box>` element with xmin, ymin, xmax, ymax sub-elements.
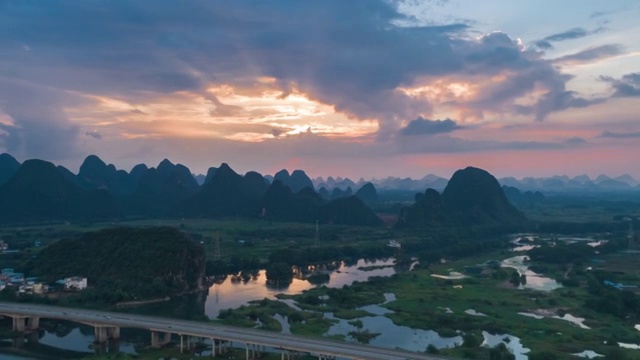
<box><xmin>534</xmin><ymin>27</ymin><xmax>604</xmax><ymax>49</ymax></box>
<box><xmin>553</xmin><ymin>44</ymin><xmax>624</xmax><ymax>64</ymax></box>
<box><xmin>600</xmin><ymin>130</ymin><xmax>640</xmax><ymax>138</ymax></box>
<box><xmin>399</xmin><ymin>117</ymin><xmax>462</xmax><ymax>135</ymax></box>
<box><xmin>601</xmin><ymin>73</ymin><xmax>640</xmax><ymax>97</ymax></box>
<box><xmin>0</xmin><ymin>0</ymin><xmax>600</xmax><ymax>157</ymax></box>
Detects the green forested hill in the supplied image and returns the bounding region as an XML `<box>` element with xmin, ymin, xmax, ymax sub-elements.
<box><xmin>27</xmin><ymin>227</ymin><xmax>206</xmax><ymax>301</ymax></box>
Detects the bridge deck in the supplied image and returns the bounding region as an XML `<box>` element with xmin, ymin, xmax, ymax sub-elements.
<box><xmin>0</xmin><ymin>302</ymin><xmax>448</xmax><ymax>360</ymax></box>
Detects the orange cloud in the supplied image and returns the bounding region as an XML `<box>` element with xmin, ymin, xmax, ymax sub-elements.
<box><xmin>65</xmin><ymin>82</ymin><xmax>379</xmax><ymax>143</ymax></box>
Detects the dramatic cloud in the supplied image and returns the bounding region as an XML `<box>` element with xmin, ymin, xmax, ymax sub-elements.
<box><xmin>553</xmin><ymin>44</ymin><xmax>624</xmax><ymax>65</ymax></box>
<box><xmin>0</xmin><ymin>0</ymin><xmax>602</xmax><ymax>153</ymax></box>
<box><xmin>601</xmin><ymin>73</ymin><xmax>640</xmax><ymax>97</ymax></box>
<box><xmin>0</xmin><ymin>0</ymin><xmax>637</xmax><ymax>178</ymax></box>
<box><xmin>399</xmin><ymin>117</ymin><xmax>462</xmax><ymax>135</ymax></box>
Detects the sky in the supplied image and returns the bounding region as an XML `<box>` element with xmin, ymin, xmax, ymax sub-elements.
<box><xmin>1</xmin><ymin>0</ymin><xmax>639</xmax><ymax>180</ymax></box>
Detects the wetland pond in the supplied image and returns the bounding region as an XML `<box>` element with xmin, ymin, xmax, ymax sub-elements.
<box><xmin>204</xmin><ymin>257</ymin><xmax>404</xmax><ymax>318</ymax></box>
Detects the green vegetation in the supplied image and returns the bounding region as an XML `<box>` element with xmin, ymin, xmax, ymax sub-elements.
<box><xmin>348</xmin><ymin>329</ymin><xmax>380</xmax><ymax>344</ymax></box>
<box><xmin>22</xmin><ymin>227</ymin><xmax>205</xmax><ymax>304</ymax></box>
<box><xmin>211</xmin><ymin>234</ymin><xmax>640</xmax><ymax>359</ymax></box>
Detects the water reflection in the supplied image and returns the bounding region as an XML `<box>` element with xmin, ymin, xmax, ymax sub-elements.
<box><xmin>205</xmin><ymin>258</ymin><xmax>400</xmax><ymax>318</ymax></box>
<box><xmin>324</xmin><ymin>312</ymin><xmax>462</xmax><ymax>351</ymax></box>
<box><xmin>512</xmin><ymin>245</ymin><xmax>539</xmax><ymax>252</ymax></box>
<box><xmin>573</xmin><ymin>350</ymin><xmax>604</xmax><ymax>358</ymax></box>
<box><xmin>501</xmin><ymin>256</ymin><xmax>562</xmax><ymax>291</ymax></box>
<box><xmin>39</xmin><ymin>328</ymin><xmax>137</xmax><ymax>354</ymax></box>
<box><xmin>0</xmin><ymin>324</ymin><xmax>139</xmax><ymax>359</ymax></box>
<box><xmin>431</xmin><ymin>272</ymin><xmax>467</xmax><ymax>280</ymax></box>
<box><xmin>481</xmin><ymin>331</ymin><xmax>530</xmax><ymax>360</ymax></box>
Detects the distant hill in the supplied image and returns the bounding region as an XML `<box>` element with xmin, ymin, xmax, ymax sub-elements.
<box><xmin>331</xmin><ymin>186</ymin><xmax>353</xmax><ymax>200</ymax></box>
<box><xmin>186</xmin><ymin>163</ymin><xmax>268</xmax><ymax>217</ymax></box>
<box><xmin>322</xmin><ymin>196</ymin><xmax>383</xmax><ymax>226</ymax></box>
<box><xmin>0</xmin><ymin>153</ymin><xmax>20</xmax><ymax>185</ymax></box>
<box><xmin>262</xmin><ymin>180</ymin><xmax>323</xmax><ymax>222</ymax></box>
<box><xmin>27</xmin><ymin>227</ymin><xmax>206</xmax><ymax>301</ymax></box>
<box><xmin>355</xmin><ymin>182</ymin><xmax>378</xmax><ymax>204</ymax></box>
<box><xmin>502</xmin><ymin>185</ymin><xmax>545</xmax><ymax>208</ymax></box>
<box><xmin>0</xmin><ymin>159</ymin><xmax>118</xmax><ymax>221</ymax></box>
<box><xmin>261</xmin><ymin>180</ymin><xmax>381</xmax><ymax>226</ymax></box>
<box><xmin>126</xmin><ymin>159</ymin><xmax>199</xmax><ymax>216</ymax></box>
<box><xmin>274</xmin><ymin>169</ymin><xmax>314</xmax><ymax>192</ymax></box>
<box><xmin>313</xmin><ymin>173</ymin><xmax>448</xmax><ymax>192</ymax></box>
<box><xmin>397</xmin><ymin>167</ymin><xmax>525</xmax><ymax>228</ymax></box>
<box><xmin>77</xmin><ymin>155</ymin><xmax>137</xmax><ymax>195</ymax></box>
<box><xmin>441</xmin><ymin>167</ymin><xmax>525</xmax><ymax>224</ymax></box>
<box><xmin>498</xmin><ymin>173</ymin><xmax>639</xmax><ymax>193</ymax></box>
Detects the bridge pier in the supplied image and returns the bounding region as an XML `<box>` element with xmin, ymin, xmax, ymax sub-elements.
<box><xmin>11</xmin><ymin>316</ymin><xmax>39</xmax><ymax>332</ymax></box>
<box><xmin>179</xmin><ymin>334</ymin><xmax>193</xmax><ymax>352</ymax></box>
<box><xmin>151</xmin><ymin>331</ymin><xmax>171</xmax><ymax>348</ymax></box>
<box><xmin>211</xmin><ymin>338</ymin><xmax>217</xmax><ymax>356</ymax></box>
<box><xmin>245</xmin><ymin>343</ymin><xmax>262</xmax><ymax>360</ymax></box>
<box><xmin>210</xmin><ymin>338</ymin><xmax>231</xmax><ymax>357</ymax></box>
<box><xmin>94</xmin><ymin>325</ymin><xmax>120</xmax><ymax>344</ymax></box>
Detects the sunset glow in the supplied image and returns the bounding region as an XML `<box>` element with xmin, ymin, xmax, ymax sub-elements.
<box><xmin>0</xmin><ymin>1</ymin><xmax>638</xmax><ymax>178</ymax></box>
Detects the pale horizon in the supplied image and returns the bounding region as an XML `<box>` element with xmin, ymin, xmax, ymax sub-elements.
<box><xmin>4</xmin><ymin>151</ymin><xmax>638</xmax><ymax>183</ymax></box>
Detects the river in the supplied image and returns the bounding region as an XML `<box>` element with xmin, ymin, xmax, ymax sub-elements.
<box><xmin>0</xmin><ymin>257</ymin><xmax>405</xmax><ymax>358</ymax></box>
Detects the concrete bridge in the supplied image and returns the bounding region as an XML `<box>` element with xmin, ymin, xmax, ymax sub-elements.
<box><xmin>0</xmin><ymin>302</ymin><xmax>446</xmax><ymax>360</ymax></box>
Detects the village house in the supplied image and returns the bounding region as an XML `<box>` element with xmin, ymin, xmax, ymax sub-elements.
<box><xmin>64</xmin><ymin>277</ymin><xmax>88</xmax><ymax>291</ymax></box>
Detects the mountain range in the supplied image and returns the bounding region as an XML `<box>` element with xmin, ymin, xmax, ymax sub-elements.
<box><xmin>0</xmin><ymin>153</ymin><xmax>533</xmax><ymax>229</ymax></box>
<box><xmin>310</xmin><ymin>173</ymin><xmax>639</xmax><ymax>194</ymax></box>
<box><xmin>498</xmin><ymin>174</ymin><xmax>640</xmax><ymax>193</ymax></box>
<box><xmin>0</xmin><ymin>154</ymin><xmax>381</xmax><ymax>226</ymax></box>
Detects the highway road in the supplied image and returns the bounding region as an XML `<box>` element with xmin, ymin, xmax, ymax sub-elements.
<box><xmin>0</xmin><ymin>302</ymin><xmax>448</xmax><ymax>360</ymax></box>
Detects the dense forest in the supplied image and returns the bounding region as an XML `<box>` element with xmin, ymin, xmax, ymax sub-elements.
<box><xmin>25</xmin><ymin>227</ymin><xmax>206</xmax><ymax>303</ymax></box>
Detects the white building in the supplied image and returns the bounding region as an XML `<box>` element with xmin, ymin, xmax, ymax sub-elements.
<box><xmin>33</xmin><ymin>283</ymin><xmax>48</xmax><ymax>294</ymax></box>
<box><xmin>64</xmin><ymin>277</ymin><xmax>87</xmax><ymax>291</ymax></box>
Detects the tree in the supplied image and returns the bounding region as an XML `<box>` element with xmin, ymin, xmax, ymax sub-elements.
<box><xmin>265</xmin><ymin>262</ymin><xmax>293</xmax><ymax>286</ymax></box>
<box><xmin>489</xmin><ymin>344</ymin><xmax>515</xmax><ymax>360</ymax></box>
